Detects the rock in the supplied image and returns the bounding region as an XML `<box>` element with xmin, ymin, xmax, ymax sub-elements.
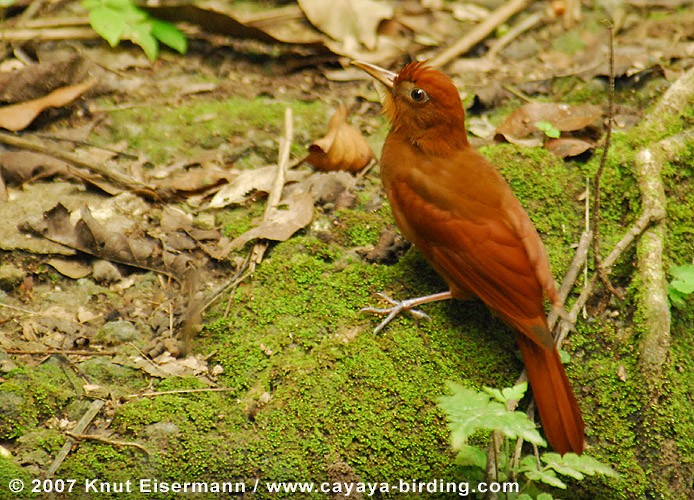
<box><xmin>96</xmin><ymin>320</ymin><xmax>138</xmax><ymax>346</ymax></box>
<box><xmin>0</xmin><ymin>264</ymin><xmax>24</xmax><ymax>291</ymax></box>
<box><xmin>92</xmin><ymin>260</ymin><xmax>122</xmax><ymax>284</ymax></box>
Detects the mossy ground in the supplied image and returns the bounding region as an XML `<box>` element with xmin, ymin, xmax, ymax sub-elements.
<box><xmin>1</xmin><ymin>58</ymin><xmax>692</xmax><ymax>500</ymax></box>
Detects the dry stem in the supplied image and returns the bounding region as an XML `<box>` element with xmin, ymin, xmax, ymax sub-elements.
<box><xmin>47</xmin><ymin>399</ymin><xmax>104</xmax><ymax>477</ymax></box>
<box><xmin>429</xmin><ymin>0</ymin><xmax>530</xmax><ymax>68</ymax></box>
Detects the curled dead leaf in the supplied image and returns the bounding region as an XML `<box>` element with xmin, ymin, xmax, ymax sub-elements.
<box><xmin>208</xmin><ymin>165</ymin><xmax>310</xmax><ymax>209</ymax></box>
<box><xmin>0</xmin><ymin>79</ymin><xmax>96</xmax><ymax>131</ymax></box>
<box><xmin>306</xmin><ymin>104</ymin><xmax>375</xmax><ymax>173</ymax></box>
<box><xmin>495</xmin><ymin>102</ymin><xmax>603</xmax><ymax>143</ymax></box>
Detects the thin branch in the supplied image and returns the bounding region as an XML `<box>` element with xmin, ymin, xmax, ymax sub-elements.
<box><xmin>547</xmin><ymin>230</ymin><xmax>593</xmax><ymax>331</ymax></box>
<box><xmin>429</xmin><ymin>0</ymin><xmax>530</xmax><ymax>68</ymax></box>
<box><xmin>6</xmin><ymin>349</ymin><xmax>116</xmax><ymax>356</ymax></box>
<box><xmin>65</xmin><ymin>431</ymin><xmax>150</xmax><ymax>455</ymax></box>
<box><xmin>125</xmin><ymin>387</ymin><xmax>236</xmax><ymax>399</ymax></box>
<box><xmin>486</xmin><ymin>12</ymin><xmax>544</xmax><ymax>60</ymax></box>
<box><xmin>592</xmin><ymin>22</ymin><xmax>623</xmax><ymax>299</ymax></box>
<box><xmin>0</xmin><ymin>131</ymin><xmax>157</xmax><ymax>198</ymax></box>
<box><xmin>219</xmin><ymin>108</ymin><xmax>295</xmax><ymax>318</ymax></box>
<box><xmin>47</xmin><ymin>399</ymin><xmax>104</xmax><ymax>477</ymax></box>
<box><xmin>0</xmin><ymin>27</ymin><xmax>98</xmax><ymax>42</ymax></box>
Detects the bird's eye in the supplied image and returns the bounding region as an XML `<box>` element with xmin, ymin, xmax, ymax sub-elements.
<box><xmin>410</xmin><ymin>88</ymin><xmax>428</xmax><ymax>102</ymax></box>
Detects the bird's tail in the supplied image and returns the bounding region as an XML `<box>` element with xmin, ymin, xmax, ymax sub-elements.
<box><xmin>516</xmin><ymin>333</ymin><xmax>585</xmax><ymax>455</ymax></box>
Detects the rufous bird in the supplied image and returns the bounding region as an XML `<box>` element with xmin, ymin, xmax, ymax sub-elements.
<box><xmin>353</xmin><ymin>60</ymin><xmax>585</xmax><ymax>455</ymax></box>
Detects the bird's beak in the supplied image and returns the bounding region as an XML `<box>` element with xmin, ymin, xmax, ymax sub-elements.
<box><xmin>351</xmin><ymin>61</ymin><xmax>396</xmax><ymax>90</ymax></box>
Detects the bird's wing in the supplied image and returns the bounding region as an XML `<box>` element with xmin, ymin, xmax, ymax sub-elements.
<box><xmin>387</xmin><ymin>149</ymin><xmax>556</xmax><ymax>348</ymax></box>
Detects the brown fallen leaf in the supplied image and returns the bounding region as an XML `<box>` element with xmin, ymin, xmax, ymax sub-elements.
<box><xmin>208</xmin><ymin>165</ymin><xmax>310</xmax><ymax>209</ymax></box>
<box><xmin>298</xmin><ymin>0</ymin><xmax>393</xmax><ymax>51</ymax></box>
<box><xmin>228</xmin><ymin>190</ymin><xmax>314</xmax><ymax>249</ymax></box>
<box><xmin>545</xmin><ymin>137</ymin><xmax>594</xmax><ymax>158</ymax></box>
<box><xmin>0</xmin><ymin>54</ymin><xmax>91</xmax><ymax>103</ymax></box>
<box><xmin>21</xmin><ymin>203</ymin><xmax>186</xmax><ymax>280</ymax></box>
<box><xmin>306</xmin><ymin>104</ymin><xmax>375</xmax><ymax>173</ymax></box>
<box><xmin>495</xmin><ymin>102</ymin><xmax>603</xmax><ymax>144</ymax></box>
<box><xmin>0</xmin><ymin>79</ymin><xmax>95</xmax><ymax>131</ymax></box>
<box><xmin>46</xmin><ymin>258</ymin><xmax>92</xmax><ymax>280</ymax></box>
<box><xmin>0</xmin><ymin>151</ymin><xmax>72</xmax><ymax>186</ymax></box>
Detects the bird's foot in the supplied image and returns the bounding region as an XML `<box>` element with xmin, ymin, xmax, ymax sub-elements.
<box><xmin>361</xmin><ymin>292</ymin><xmax>432</xmax><ymax>334</ymax></box>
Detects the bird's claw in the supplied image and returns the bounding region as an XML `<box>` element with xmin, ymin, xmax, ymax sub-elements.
<box><xmin>361</xmin><ymin>293</ymin><xmax>432</xmax><ymax>334</ymax></box>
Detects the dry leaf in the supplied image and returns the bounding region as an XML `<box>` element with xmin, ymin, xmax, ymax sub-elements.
<box><xmin>22</xmin><ymin>203</ymin><xmax>187</xmax><ymax>280</ymax></box>
<box><xmin>226</xmin><ymin>191</ymin><xmax>314</xmax><ymax>250</ymax></box>
<box><xmin>0</xmin><ymin>80</ymin><xmax>96</xmax><ymax>131</ymax></box>
<box><xmin>0</xmin><ymin>55</ymin><xmax>91</xmax><ymax>103</ymax></box>
<box><xmin>208</xmin><ymin>165</ymin><xmax>310</xmax><ymax>209</ymax></box>
<box><xmin>545</xmin><ymin>137</ymin><xmax>594</xmax><ymax>158</ymax></box>
<box><xmin>0</xmin><ymin>151</ymin><xmax>72</xmax><ymax>186</ymax></box>
<box><xmin>298</xmin><ymin>0</ymin><xmax>393</xmax><ymax>51</ymax></box>
<box><xmin>46</xmin><ymin>258</ymin><xmax>92</xmax><ymax>279</ymax></box>
<box><xmin>285</xmin><ymin>171</ymin><xmax>357</xmax><ymax>205</ymax></box>
<box><xmin>495</xmin><ymin>102</ymin><xmax>603</xmax><ymax>144</ymax></box>
<box><xmin>306</xmin><ymin>104</ymin><xmax>375</xmax><ymax>173</ymax></box>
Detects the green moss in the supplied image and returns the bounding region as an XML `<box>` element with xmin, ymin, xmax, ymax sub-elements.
<box><xmin>0</xmin><ymin>457</ymin><xmax>34</xmax><ymax>498</ymax></box>
<box><xmin>216</xmin><ymin>202</ymin><xmax>265</xmax><ymax>238</ymax></box>
<box><xmin>103</xmin><ymin>96</ymin><xmax>326</xmax><ymax>164</ymax></box>
<box><xmin>334</xmin><ymin>208</ymin><xmax>389</xmax><ymax>247</ymax></box>
<box><xmin>0</xmin><ymin>362</ymin><xmax>74</xmax><ymax>440</ymax></box>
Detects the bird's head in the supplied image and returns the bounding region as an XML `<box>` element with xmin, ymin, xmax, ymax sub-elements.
<box><xmin>353</xmin><ymin>61</ymin><xmax>467</xmax><ymax>147</ymax></box>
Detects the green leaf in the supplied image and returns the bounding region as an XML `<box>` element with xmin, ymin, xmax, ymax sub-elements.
<box><xmin>151</xmin><ymin>19</ymin><xmax>188</xmax><ymax>54</ymax></box>
<box><xmin>537</xmin><ymin>493</ymin><xmax>555</xmax><ymax>500</ymax></box>
<box><xmin>558</xmin><ymin>348</ymin><xmax>571</xmax><ymax>364</ymax></box>
<box><xmin>454</xmin><ymin>444</ymin><xmax>487</xmax><ymax>469</ymax></box>
<box><xmin>484</xmin><ymin>382</ymin><xmax>527</xmax><ymax>404</ymax></box>
<box><xmin>668</xmin><ymin>288</ymin><xmax>687</xmax><ymax>308</ymax></box>
<box><xmin>438</xmin><ymin>382</ymin><xmax>546</xmax><ymax>449</ymax></box>
<box><xmin>535</xmin><ymin>120</ymin><xmax>561</xmax><ymax>139</ymax></box>
<box><xmin>128</xmin><ymin>22</ymin><xmax>159</xmax><ymax>61</ymax></box>
<box><xmin>668</xmin><ymin>264</ymin><xmax>694</xmax><ymax>307</ymax></box>
<box><xmin>88</xmin><ymin>7</ymin><xmax>126</xmax><ymax>47</ymax></box>
<box><xmin>541</xmin><ymin>452</ymin><xmax>620</xmax><ymax>478</ymax></box>
<box><xmin>0</xmin><ymin>0</ymin><xmax>16</xmax><ymax>6</ymax></box>
<box><xmin>519</xmin><ymin>456</ymin><xmax>567</xmax><ymax>489</ymax></box>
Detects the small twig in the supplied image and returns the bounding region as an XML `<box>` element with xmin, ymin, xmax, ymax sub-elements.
<box><xmin>6</xmin><ymin>349</ymin><xmax>116</xmax><ymax>356</ymax></box>
<box><xmin>47</xmin><ymin>399</ymin><xmax>104</xmax><ymax>477</ymax></box>
<box><xmin>547</xmin><ymin>230</ymin><xmax>593</xmax><ymax>331</ymax></box>
<box><xmin>0</xmin><ymin>27</ymin><xmax>99</xmax><ymax>42</ymax></box>
<box><xmin>33</xmin><ymin>132</ymin><xmax>140</xmax><ymax>160</ymax></box>
<box><xmin>484</xmin><ymin>432</ymin><xmax>501</xmax><ymax>497</ymax></box>
<box><xmin>221</xmin><ymin>108</ymin><xmax>294</xmax><ymax>318</ymax></box>
<box><xmin>18</xmin><ymin>15</ymin><xmax>91</xmax><ymax>29</ymax></box>
<box><xmin>0</xmin><ymin>131</ymin><xmax>158</xmax><ymax>199</ymax></box>
<box><xmin>500</xmin><ymin>84</ymin><xmax>533</xmax><ymax>103</ymax></box>
<box><xmin>355</xmin><ymin>157</ymin><xmax>378</xmax><ymax>180</ymax></box>
<box><xmin>592</xmin><ymin>22</ymin><xmax>623</xmax><ymax>300</ymax></box>
<box><xmin>486</xmin><ymin>12</ymin><xmax>544</xmax><ymax>60</ymax></box>
<box><xmin>0</xmin><ymin>302</ymin><xmax>43</xmax><ymax>316</ymax></box>
<box><xmin>125</xmin><ymin>387</ymin><xmax>236</xmax><ymax>399</ymax></box>
<box><xmin>429</xmin><ymin>0</ymin><xmax>530</xmax><ymax>68</ymax></box>
<box><xmin>65</xmin><ymin>431</ymin><xmax>150</xmax><ymax>455</ymax></box>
